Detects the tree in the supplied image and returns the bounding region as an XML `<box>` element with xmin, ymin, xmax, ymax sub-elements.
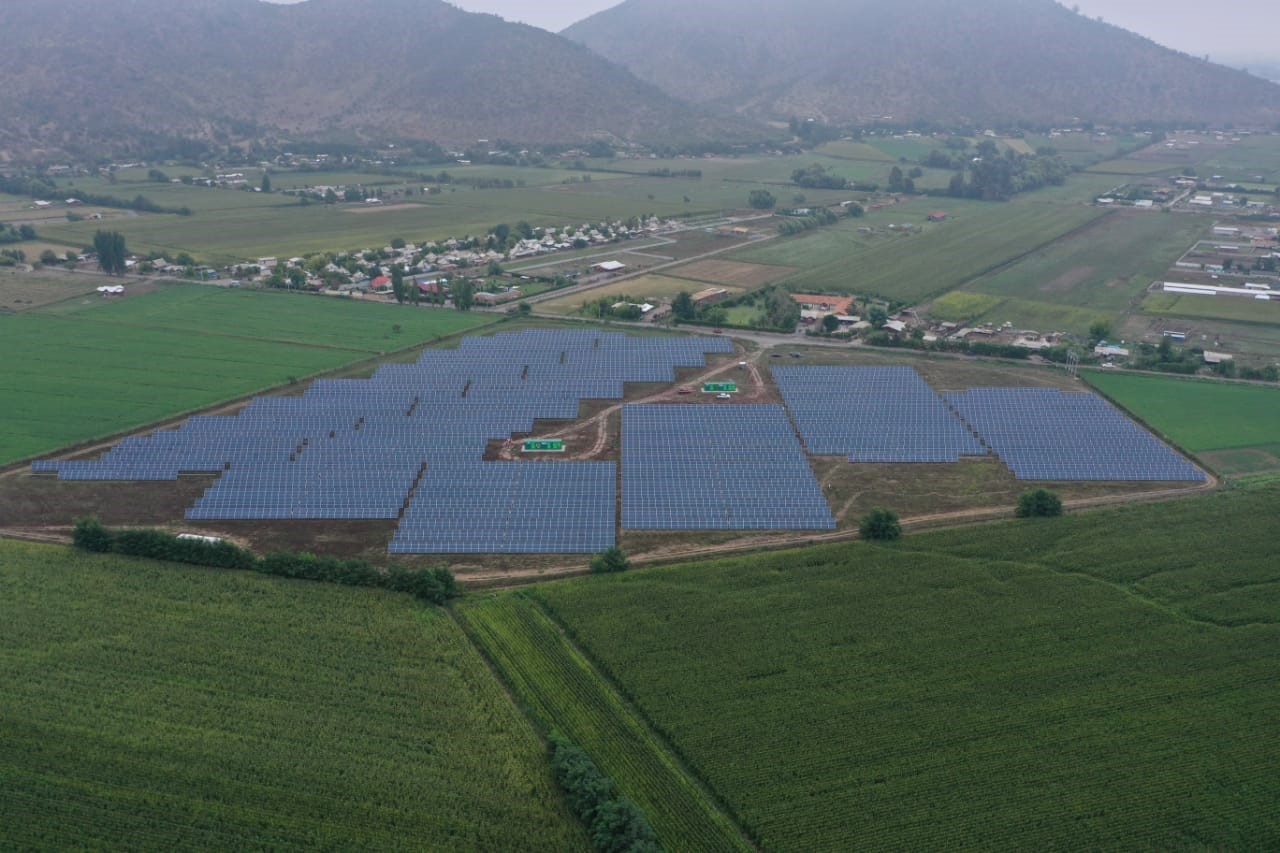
<box><xmin>672</xmin><ymin>291</ymin><xmax>695</xmax><ymax>321</ymax></box>
<box><xmin>887</xmin><ymin>166</ymin><xmax>906</xmax><ymax>193</ymax></box>
<box><xmin>287</xmin><ymin>268</ymin><xmax>307</xmax><ymax>290</ymax></box>
<box><xmin>93</xmin><ymin>230</ymin><xmax>128</xmax><ymax>275</ymax></box>
<box><xmin>260</xmin><ymin>173</ymin><xmax>272</xmax><ymax>193</ymax></box>
<box><xmin>748</xmin><ymin>189</ymin><xmax>776</xmax><ymax>210</ymax></box>
<box><xmin>487</xmin><ymin>259</ymin><xmax>503</xmax><ymax>277</ymax></box>
<box><xmin>590</xmin><ymin>547</ymin><xmax>630</xmax><ymax>574</ymax></box>
<box><xmin>391</xmin><ymin>267</ymin><xmax>406</xmax><ymax>304</ymax></box>
<box><xmin>1016</xmin><ymin>489</ymin><xmax>1063</xmax><ymax>518</ymax></box>
<box><xmin>391</xmin><ymin>237</ymin><xmax>406</xmax><ymax>250</ymax></box>
<box><xmin>18</xmin><ymin>224</ymin><xmax>37</xmax><ymax>241</ymax></box>
<box><xmin>39</xmin><ymin>249</ymin><xmax>60</xmax><ymax>266</ymax></box>
<box><xmin>859</xmin><ymin>507</ymin><xmax>901</xmax><ymax>541</ymax></box>
<box><xmin>869</xmin><ymin>306</ymin><xmax>889</xmax><ymax>328</ymax></box>
<box><xmin>1088</xmin><ymin>321</ymin><xmax>1112</xmax><ymax>343</ymax></box>
<box><xmin>72</xmin><ymin>517</ymin><xmax>114</xmax><ymax>552</ymax></box>
<box><xmin>1157</xmin><ymin>335</ymin><xmax>1174</xmax><ymax>362</ymax></box>
<box><xmin>822</xmin><ymin>314</ymin><xmax>841</xmax><ymax>334</ymax></box>
<box><xmin>452</xmin><ymin>278</ymin><xmax>475</xmax><ymax>311</ymax></box>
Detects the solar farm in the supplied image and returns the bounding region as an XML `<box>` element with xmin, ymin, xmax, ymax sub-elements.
<box><xmin>34</xmin><ymin>329</ymin><xmax>733</xmax><ymax>554</ymax></box>
<box><xmin>30</xmin><ymin>334</ymin><xmax>1204</xmax><ymax>556</ymax></box>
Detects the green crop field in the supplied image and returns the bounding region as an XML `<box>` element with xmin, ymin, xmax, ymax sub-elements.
<box><xmin>0</xmin><ymin>541</ymin><xmax>585</xmax><ymax>850</ymax></box>
<box><xmin>529</xmin><ymin>484</ymin><xmax>1280</xmax><ymax>850</ymax></box>
<box><xmin>0</xmin><ymin>287</ymin><xmax>492</xmax><ymax>464</ymax></box>
<box><xmin>964</xmin><ymin>211</ymin><xmax>1206</xmax><ymax>316</ymax></box>
<box><xmin>774</xmin><ymin>203</ymin><xmax>1103</xmax><ymax>303</ymax></box>
<box><xmin>1085</xmin><ymin>371</ymin><xmax>1280</xmax><ymax>457</ymax></box>
<box><xmin>457</xmin><ymin>594</ymin><xmax>747</xmax><ymax>852</ymax></box>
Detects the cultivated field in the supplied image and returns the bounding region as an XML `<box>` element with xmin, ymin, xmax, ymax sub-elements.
<box><xmin>532</xmin><ymin>483</ymin><xmax>1280</xmax><ymax>850</ymax></box>
<box><xmin>667</xmin><ymin>258</ymin><xmax>795</xmax><ymax>288</ymax></box>
<box><xmin>1086</xmin><ymin>371</ymin><xmax>1280</xmax><ymax>474</ymax></box>
<box><xmin>774</xmin><ymin>203</ymin><xmax>1104</xmax><ymax>303</ymax></box>
<box><xmin>0</xmin><ymin>285</ymin><xmax>492</xmax><ymax>464</ymax></box>
<box><xmin>947</xmin><ymin>211</ymin><xmax>1208</xmax><ymax>334</ymax></box>
<box><xmin>0</xmin><ymin>540</ymin><xmax>585</xmax><ymax>850</ymax></box>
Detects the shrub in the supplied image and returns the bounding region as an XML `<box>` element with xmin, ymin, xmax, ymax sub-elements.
<box><xmin>1017</xmin><ymin>489</ymin><xmax>1064</xmax><ymax>518</ymax></box>
<box><xmin>590</xmin><ymin>547</ymin><xmax>630</xmax><ymax>574</ymax></box>
<box><xmin>548</xmin><ymin>733</ymin><xmax>662</xmax><ymax>852</ymax></box>
<box><xmin>72</xmin><ymin>517</ymin><xmax>114</xmax><ymax>552</ymax></box>
<box><xmin>859</xmin><ymin>508</ymin><xmax>902</xmax><ymax>541</ymax></box>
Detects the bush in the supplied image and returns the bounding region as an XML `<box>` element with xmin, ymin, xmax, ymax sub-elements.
<box><xmin>1016</xmin><ymin>489</ymin><xmax>1063</xmax><ymax>518</ymax></box>
<box><xmin>548</xmin><ymin>733</ymin><xmax>662</xmax><ymax>852</ymax></box>
<box><xmin>72</xmin><ymin>517</ymin><xmax>114</xmax><ymax>552</ymax></box>
<box><xmin>859</xmin><ymin>508</ymin><xmax>902</xmax><ymax>541</ymax></box>
<box><xmin>590</xmin><ymin>547</ymin><xmax>630</xmax><ymax>574</ymax></box>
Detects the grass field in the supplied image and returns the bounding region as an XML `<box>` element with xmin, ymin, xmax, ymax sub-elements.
<box><xmin>530</xmin><ymin>483</ymin><xmax>1280</xmax><ymax>850</ymax></box>
<box><xmin>457</xmin><ymin>594</ymin><xmax>748</xmax><ymax>852</ymax></box>
<box><xmin>1085</xmin><ymin>371</ymin><xmax>1280</xmax><ymax>473</ymax></box>
<box><xmin>666</xmin><ymin>259</ymin><xmax>795</xmax><ymax>289</ymax></box>
<box><xmin>0</xmin><ymin>541</ymin><xmax>585</xmax><ymax>850</ymax></box>
<box><xmin>1142</xmin><ymin>291</ymin><xmax>1280</xmax><ymax>326</ymax></box>
<box><xmin>0</xmin><ymin>286</ymin><xmax>492</xmax><ymax>464</ymax></box>
<box><xmin>0</xmin><ymin>269</ymin><xmax>101</xmax><ymax>312</ymax></box>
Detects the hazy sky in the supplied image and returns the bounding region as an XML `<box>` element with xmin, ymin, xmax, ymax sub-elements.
<box><xmin>264</xmin><ymin>1</ymin><xmax>1277</xmax><ymax>62</ymax></box>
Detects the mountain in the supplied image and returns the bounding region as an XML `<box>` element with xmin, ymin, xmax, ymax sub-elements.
<box><xmin>564</xmin><ymin>0</ymin><xmax>1280</xmax><ymax>128</ymax></box>
<box><xmin>0</xmin><ymin>0</ymin><xmax>754</xmax><ymax>160</ymax></box>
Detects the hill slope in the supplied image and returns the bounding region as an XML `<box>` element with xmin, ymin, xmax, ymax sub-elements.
<box><xmin>0</xmin><ymin>0</ymin><xmax>751</xmax><ymax>158</ymax></box>
<box><xmin>564</xmin><ymin>0</ymin><xmax>1280</xmax><ymax>127</ymax></box>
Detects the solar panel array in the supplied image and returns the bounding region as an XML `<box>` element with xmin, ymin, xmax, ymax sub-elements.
<box><xmin>391</xmin><ymin>461</ymin><xmax>615</xmax><ymax>554</ymax></box>
<box><xmin>773</xmin><ymin>366</ymin><xmax>986</xmax><ymax>462</ymax></box>
<box><xmin>34</xmin><ymin>329</ymin><xmax>733</xmax><ymax>553</ymax></box>
<box><xmin>944</xmin><ymin>388</ymin><xmax>1205</xmax><ymax>481</ymax></box>
<box><xmin>622</xmin><ymin>404</ymin><xmax>835</xmax><ymax>530</ymax></box>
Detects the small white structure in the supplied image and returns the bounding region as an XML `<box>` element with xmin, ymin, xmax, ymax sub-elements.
<box><xmin>592</xmin><ymin>260</ymin><xmax>626</xmax><ymax>273</ymax></box>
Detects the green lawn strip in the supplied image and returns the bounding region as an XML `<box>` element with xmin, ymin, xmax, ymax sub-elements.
<box><xmin>1084</xmin><ymin>370</ymin><xmax>1280</xmax><ymax>453</ymax></box>
<box><xmin>0</xmin><ymin>541</ymin><xmax>586</xmax><ymax>850</ymax></box>
<box><xmin>455</xmin><ymin>593</ymin><xmax>750</xmax><ymax>853</ymax></box>
<box><xmin>535</xmin><ymin>483</ymin><xmax>1280</xmax><ymax>850</ymax></box>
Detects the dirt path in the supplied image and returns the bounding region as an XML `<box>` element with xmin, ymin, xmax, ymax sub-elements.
<box><xmin>498</xmin><ymin>343</ymin><xmax>762</xmax><ymax>462</ymax></box>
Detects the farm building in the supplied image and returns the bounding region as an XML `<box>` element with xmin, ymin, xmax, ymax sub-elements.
<box><xmin>790</xmin><ymin>293</ymin><xmax>855</xmax><ymax>315</ymax></box>
<box><xmin>592</xmin><ymin>261</ymin><xmax>627</xmax><ymax>274</ymax></box>
<box><xmin>692</xmin><ymin>287</ymin><xmax>730</xmax><ymax>307</ymax></box>
<box><xmin>1094</xmin><ymin>343</ymin><xmax>1130</xmax><ymax>358</ymax></box>
<box><xmin>927</xmin><ymin>211</ymin><xmax>948</xmax><ymax>222</ymax></box>
<box><xmin>1203</xmin><ymin>351</ymin><xmax>1234</xmax><ymax>365</ymax></box>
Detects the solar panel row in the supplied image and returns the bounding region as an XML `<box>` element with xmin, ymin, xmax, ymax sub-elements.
<box><xmin>944</xmin><ymin>388</ymin><xmax>1205</xmax><ymax>481</ymax></box>
<box><xmin>622</xmin><ymin>404</ymin><xmax>835</xmax><ymax>531</ymax></box>
<box><xmin>773</xmin><ymin>365</ymin><xmax>986</xmax><ymax>463</ymax></box>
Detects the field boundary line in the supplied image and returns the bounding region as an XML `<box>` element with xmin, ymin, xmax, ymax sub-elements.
<box><xmin>453</xmin><ymin>596</ymin><xmax>754</xmax><ymax>851</ymax></box>
<box><xmin>529</xmin><ymin>591</ymin><xmax>761</xmax><ymax>849</ymax></box>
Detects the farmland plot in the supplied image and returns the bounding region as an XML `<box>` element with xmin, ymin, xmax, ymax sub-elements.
<box><xmin>0</xmin><ymin>541</ymin><xmax>585</xmax><ymax>850</ymax></box>
<box><xmin>536</xmin><ymin>484</ymin><xmax>1280</xmax><ymax>850</ymax></box>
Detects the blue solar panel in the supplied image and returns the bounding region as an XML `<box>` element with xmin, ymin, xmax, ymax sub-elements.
<box><xmin>945</xmin><ymin>388</ymin><xmax>1205</xmax><ymax>481</ymax></box>
<box><xmin>621</xmin><ymin>404</ymin><xmax>835</xmax><ymax>531</ymax></box>
<box><xmin>33</xmin><ymin>329</ymin><xmax>731</xmax><ymax>553</ymax></box>
<box><xmin>773</xmin><ymin>366</ymin><xmax>986</xmax><ymax>463</ymax></box>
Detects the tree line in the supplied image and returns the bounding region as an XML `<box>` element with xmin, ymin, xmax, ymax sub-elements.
<box><xmin>72</xmin><ymin>518</ymin><xmax>459</xmax><ymax>605</ymax></box>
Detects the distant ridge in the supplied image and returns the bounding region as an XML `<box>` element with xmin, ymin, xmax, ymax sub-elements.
<box><xmin>564</xmin><ymin>0</ymin><xmax>1280</xmax><ymax>127</ymax></box>
<box><xmin>0</xmin><ymin>0</ymin><xmax>757</xmax><ymax>159</ymax></box>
